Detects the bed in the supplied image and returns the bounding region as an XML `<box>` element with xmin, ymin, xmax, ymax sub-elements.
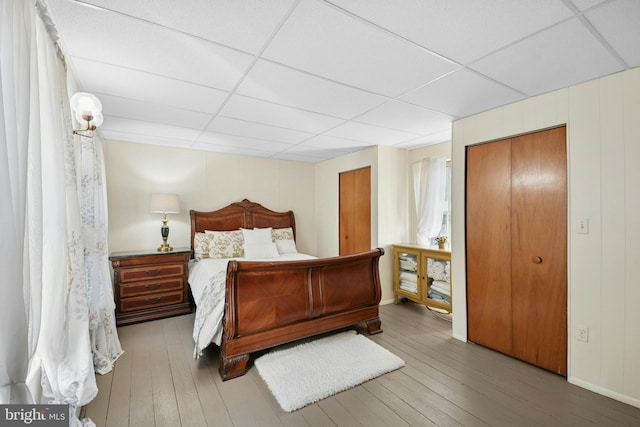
<box><xmin>189</xmin><ymin>199</ymin><xmax>384</xmax><ymax>381</ymax></box>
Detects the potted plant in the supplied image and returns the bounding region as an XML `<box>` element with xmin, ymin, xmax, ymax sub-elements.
<box><xmin>435</xmin><ymin>236</ymin><xmax>448</xmax><ymax>250</ymax></box>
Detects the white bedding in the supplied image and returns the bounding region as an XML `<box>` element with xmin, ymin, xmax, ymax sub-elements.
<box><xmin>188</xmin><ymin>253</ymin><xmax>316</xmax><ymax>358</ymax></box>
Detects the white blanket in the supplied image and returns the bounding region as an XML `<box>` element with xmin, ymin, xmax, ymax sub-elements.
<box><xmin>188</xmin><ymin>253</ymin><xmax>316</xmax><ymax>358</ymax></box>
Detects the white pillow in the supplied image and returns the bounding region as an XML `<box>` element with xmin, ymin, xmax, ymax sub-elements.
<box><xmin>241</xmin><ymin>227</ymin><xmax>273</xmax><ymax>245</ymax></box>
<box><xmin>244</xmin><ymin>242</ymin><xmax>280</xmax><ymax>260</ymax></box>
<box><xmin>275</xmin><ymin>239</ymin><xmax>298</xmax><ymax>254</ymax></box>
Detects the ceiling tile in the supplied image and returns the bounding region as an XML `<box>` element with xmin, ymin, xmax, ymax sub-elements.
<box><xmin>325</xmin><ymin>121</ymin><xmax>420</xmax><ymax>145</ymax></box>
<box><xmin>354</xmin><ymin>100</ymin><xmax>454</xmax><ymax>135</ymax></box>
<box><xmin>262</xmin><ymin>0</ymin><xmax>457</xmax><ymax>97</ymax></box>
<box><xmin>207</xmin><ymin>117</ymin><xmax>313</xmax><ymax>144</ymax></box>
<box><xmin>75</xmin><ymin>0</ymin><xmax>295</xmax><ymax>54</ymax></box>
<box><xmin>398</xmin><ymin>130</ymin><xmax>453</xmax><ymax>149</ymax></box>
<box><xmin>98</xmin><ymin>95</ymin><xmax>213</xmax><ymax>130</ymax></box>
<box><xmin>326</xmin><ymin>0</ymin><xmax>574</xmax><ymax>64</ymax></box>
<box><xmin>72</xmin><ymin>58</ymin><xmax>228</xmax><ymax>114</ymax></box>
<box><xmin>270</xmin><ymin>152</ymin><xmax>330</xmax><ymax>163</ymax></box>
<box><xmin>197</xmin><ymin>132</ymin><xmax>293</xmax><ymax>153</ymax></box>
<box><xmin>100</xmin><ymin>116</ymin><xmax>201</xmax><ymax>141</ymax></box>
<box><xmin>401</xmin><ymin>69</ymin><xmax>526</xmax><ymax>117</ymax></box>
<box><xmin>219</xmin><ymin>95</ymin><xmax>344</xmax><ymax>133</ymax></box>
<box><xmin>280</xmin><ymin>143</ymin><xmax>356</xmax><ymax>159</ymax></box>
<box><xmin>586</xmin><ymin>0</ymin><xmax>640</xmax><ymax>67</ymax></box>
<box><xmin>45</xmin><ymin>0</ymin><xmax>640</xmax><ymax>162</ymax></box>
<box><xmin>470</xmin><ymin>18</ymin><xmax>623</xmax><ymax>96</ymax></box>
<box><xmin>191</xmin><ymin>141</ymin><xmax>277</xmax><ymax>159</ymax></box>
<box><xmin>302</xmin><ymin>134</ymin><xmax>373</xmax><ymax>149</ymax></box>
<box><xmin>100</xmin><ymin>130</ymin><xmax>194</xmax><ymax>149</ymax></box>
<box><xmin>569</xmin><ymin>0</ymin><xmax>609</xmax><ymax>11</ymax></box>
<box><xmin>236</xmin><ymin>60</ymin><xmax>389</xmax><ymax>118</ymax></box>
<box><xmin>48</xmin><ymin>0</ymin><xmax>253</xmax><ymax>90</ymax></box>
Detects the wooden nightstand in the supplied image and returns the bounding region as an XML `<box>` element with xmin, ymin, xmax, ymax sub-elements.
<box><xmin>109</xmin><ymin>248</ymin><xmax>192</xmax><ymax>326</ymax></box>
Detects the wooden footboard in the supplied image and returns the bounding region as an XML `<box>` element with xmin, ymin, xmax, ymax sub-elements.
<box><xmin>219</xmin><ymin>248</ymin><xmax>384</xmax><ymax>381</ymax></box>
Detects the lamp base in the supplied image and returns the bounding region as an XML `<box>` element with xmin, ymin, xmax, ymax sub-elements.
<box><xmin>158</xmin><ymin>215</ymin><xmax>173</xmax><ymax>252</ymax></box>
<box><xmin>157</xmin><ymin>243</ymin><xmax>173</xmax><ymax>252</ymax></box>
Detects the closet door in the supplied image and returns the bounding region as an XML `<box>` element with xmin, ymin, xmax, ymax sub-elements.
<box><xmin>511</xmin><ymin>128</ymin><xmax>567</xmax><ymax>375</ymax></box>
<box><xmin>339</xmin><ymin>167</ymin><xmax>371</xmax><ymax>256</ymax></box>
<box><xmin>466</xmin><ymin>126</ymin><xmax>567</xmax><ymax>376</ymax></box>
<box><xmin>466</xmin><ymin>139</ymin><xmax>513</xmax><ymax>355</ymax></box>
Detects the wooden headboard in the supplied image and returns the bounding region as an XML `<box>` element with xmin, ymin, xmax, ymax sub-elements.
<box><xmin>190</xmin><ymin>199</ymin><xmax>296</xmax><ymax>253</ymax></box>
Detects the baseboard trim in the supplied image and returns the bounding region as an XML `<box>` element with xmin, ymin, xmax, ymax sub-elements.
<box><xmin>568</xmin><ymin>376</ymin><xmax>640</xmax><ymax>409</ymax></box>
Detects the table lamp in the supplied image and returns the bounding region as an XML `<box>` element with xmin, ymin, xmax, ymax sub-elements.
<box><xmin>150</xmin><ymin>193</ymin><xmax>180</xmax><ymax>252</ymax></box>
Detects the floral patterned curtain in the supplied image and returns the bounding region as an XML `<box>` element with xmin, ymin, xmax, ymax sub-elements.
<box><xmin>76</xmin><ymin>132</ymin><xmax>123</xmax><ymax>375</ymax></box>
<box><xmin>0</xmin><ymin>1</ymin><xmax>122</xmax><ymax>425</ymax></box>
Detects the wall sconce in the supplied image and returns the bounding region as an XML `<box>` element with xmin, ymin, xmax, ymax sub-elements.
<box><xmin>150</xmin><ymin>193</ymin><xmax>180</xmax><ymax>252</ymax></box>
<box><xmin>70</xmin><ymin>92</ymin><xmax>103</xmax><ymax>138</ymax></box>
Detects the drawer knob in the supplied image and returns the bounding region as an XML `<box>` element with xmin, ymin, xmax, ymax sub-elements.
<box><xmin>145</xmin><ymin>269</ymin><xmax>162</xmax><ymax>276</ymax></box>
<box><xmin>145</xmin><ymin>297</ymin><xmax>162</xmax><ymax>304</ymax></box>
<box><xmin>145</xmin><ymin>283</ymin><xmax>161</xmax><ymax>290</ymax></box>
<box><xmin>532</xmin><ymin>256</ymin><xmax>543</xmax><ymax>264</ymax></box>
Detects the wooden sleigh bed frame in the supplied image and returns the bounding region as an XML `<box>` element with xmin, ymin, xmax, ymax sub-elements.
<box><xmin>190</xmin><ymin>199</ymin><xmax>384</xmax><ymax>381</ymax></box>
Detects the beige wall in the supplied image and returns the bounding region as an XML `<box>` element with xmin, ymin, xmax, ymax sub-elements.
<box><xmin>105</xmin><ymin>141</ymin><xmax>316</xmax><ymax>254</ymax></box>
<box><xmin>106</xmin><ymin>141</ymin><xmax>404</xmax><ymax>305</ymax></box>
<box><xmin>315</xmin><ymin>146</ymin><xmax>409</xmax><ymax>305</ymax></box>
<box><xmin>451</xmin><ymin>67</ymin><xmax>640</xmax><ymax>407</ymax></box>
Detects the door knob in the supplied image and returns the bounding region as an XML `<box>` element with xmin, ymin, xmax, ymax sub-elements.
<box><xmin>532</xmin><ymin>256</ymin><xmax>543</xmax><ymax>264</ymax></box>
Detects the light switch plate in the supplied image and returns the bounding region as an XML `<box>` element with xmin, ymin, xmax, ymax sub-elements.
<box><xmin>577</xmin><ymin>218</ymin><xmax>589</xmax><ymax>234</ymax></box>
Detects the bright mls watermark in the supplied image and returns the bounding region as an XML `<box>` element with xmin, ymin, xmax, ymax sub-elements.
<box><xmin>0</xmin><ymin>405</ymin><xmax>69</xmax><ymax>426</ymax></box>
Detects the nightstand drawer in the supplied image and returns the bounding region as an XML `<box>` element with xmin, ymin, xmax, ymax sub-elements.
<box><xmin>120</xmin><ymin>291</ymin><xmax>184</xmax><ymax>312</ymax></box>
<box><xmin>119</xmin><ymin>263</ymin><xmax>184</xmax><ymax>283</ymax></box>
<box><xmin>119</xmin><ymin>277</ymin><xmax>183</xmax><ymax>298</ymax></box>
<box><xmin>110</xmin><ymin>248</ymin><xmax>192</xmax><ymax>326</ymax></box>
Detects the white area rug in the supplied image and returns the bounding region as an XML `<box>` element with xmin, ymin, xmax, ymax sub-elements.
<box><xmin>254</xmin><ymin>330</ymin><xmax>405</xmax><ymax>412</ymax></box>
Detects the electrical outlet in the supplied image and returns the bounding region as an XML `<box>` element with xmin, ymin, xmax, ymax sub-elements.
<box><xmin>576</xmin><ymin>326</ymin><xmax>589</xmax><ymax>342</ymax></box>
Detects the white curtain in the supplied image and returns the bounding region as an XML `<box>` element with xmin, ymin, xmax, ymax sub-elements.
<box><xmin>77</xmin><ymin>131</ymin><xmax>123</xmax><ymax>375</ymax></box>
<box><xmin>1</xmin><ymin>1</ymin><xmax>122</xmax><ymax>425</ymax></box>
<box><xmin>413</xmin><ymin>156</ymin><xmax>448</xmax><ymax>246</ymax></box>
<box><xmin>0</xmin><ymin>0</ymin><xmax>33</xmax><ymax>405</ymax></box>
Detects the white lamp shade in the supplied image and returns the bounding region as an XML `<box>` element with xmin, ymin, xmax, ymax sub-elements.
<box><xmin>75</xmin><ymin>111</ymin><xmax>104</xmax><ymax>127</ymax></box>
<box><xmin>70</xmin><ymin>92</ymin><xmax>102</xmax><ymax>117</ymax></box>
<box><xmin>150</xmin><ymin>193</ymin><xmax>180</xmax><ymax>214</ymax></box>
<box><xmin>91</xmin><ymin>112</ymin><xmax>104</xmax><ymax>127</ymax></box>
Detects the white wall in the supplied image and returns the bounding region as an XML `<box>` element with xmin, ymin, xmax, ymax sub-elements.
<box><xmin>451</xmin><ymin>67</ymin><xmax>640</xmax><ymax>407</ymax></box>
<box><xmin>105</xmin><ymin>140</ymin><xmax>316</xmax><ymax>255</ymax></box>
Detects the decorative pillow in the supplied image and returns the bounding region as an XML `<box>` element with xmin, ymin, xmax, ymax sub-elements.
<box><xmin>193</xmin><ymin>232</ymin><xmax>213</xmax><ymax>261</ymax></box>
<box><xmin>241</xmin><ymin>227</ymin><xmax>273</xmax><ymax>245</ymax></box>
<box><xmin>275</xmin><ymin>239</ymin><xmax>298</xmax><ymax>254</ymax></box>
<box><xmin>244</xmin><ymin>242</ymin><xmax>280</xmax><ymax>260</ymax></box>
<box><xmin>205</xmin><ymin>230</ymin><xmax>244</xmax><ymax>259</ymax></box>
<box><xmin>271</xmin><ymin>227</ymin><xmax>294</xmax><ymax>241</ymax></box>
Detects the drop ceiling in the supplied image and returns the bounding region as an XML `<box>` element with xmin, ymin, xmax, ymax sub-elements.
<box><xmin>46</xmin><ymin>0</ymin><xmax>640</xmax><ymax>162</ymax></box>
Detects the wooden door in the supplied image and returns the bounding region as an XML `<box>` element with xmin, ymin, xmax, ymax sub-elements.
<box><xmin>511</xmin><ymin>127</ymin><xmax>567</xmax><ymax>375</ymax></box>
<box><xmin>466</xmin><ymin>139</ymin><xmax>513</xmax><ymax>355</ymax></box>
<box><xmin>339</xmin><ymin>167</ymin><xmax>371</xmax><ymax>256</ymax></box>
<box><xmin>466</xmin><ymin>126</ymin><xmax>567</xmax><ymax>376</ymax></box>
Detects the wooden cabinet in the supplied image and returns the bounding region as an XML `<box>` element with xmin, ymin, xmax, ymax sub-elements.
<box><xmin>466</xmin><ymin>126</ymin><xmax>567</xmax><ymax>375</ymax></box>
<box><xmin>393</xmin><ymin>244</ymin><xmax>451</xmax><ymax>313</ymax></box>
<box><xmin>109</xmin><ymin>248</ymin><xmax>192</xmax><ymax>326</ymax></box>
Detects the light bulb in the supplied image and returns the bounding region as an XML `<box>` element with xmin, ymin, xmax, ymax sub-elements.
<box><xmin>70</xmin><ymin>92</ymin><xmax>102</xmax><ymax>117</ymax></box>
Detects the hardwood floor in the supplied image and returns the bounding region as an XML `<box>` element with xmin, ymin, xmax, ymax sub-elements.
<box><xmin>82</xmin><ymin>303</ymin><xmax>640</xmax><ymax>426</ymax></box>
